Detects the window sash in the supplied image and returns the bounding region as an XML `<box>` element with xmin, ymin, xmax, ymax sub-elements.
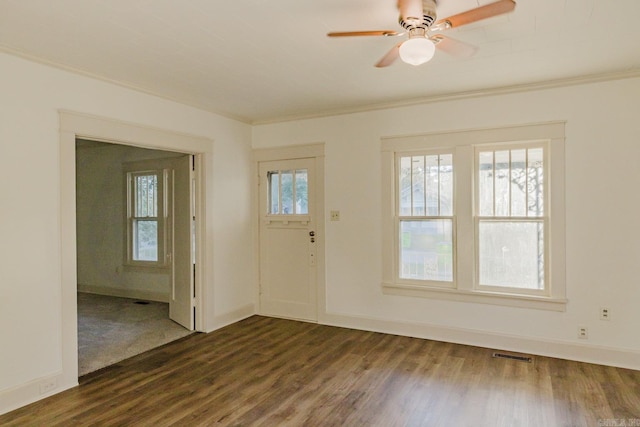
<box><xmin>397</xmin><ymin>216</ymin><xmax>455</xmax><ymax>287</ymax></box>
<box><xmin>474</xmin><ymin>142</ymin><xmax>549</xmax><ymax>295</ymax></box>
<box><xmin>126</xmin><ymin>169</ymin><xmax>168</xmax><ymax>266</ymax></box>
<box><xmin>396</xmin><ymin>150</ymin><xmax>455</xmax><ymax>287</ymax></box>
<box><xmin>474</xmin><ymin>217</ymin><xmax>549</xmax><ymax>296</ymax></box>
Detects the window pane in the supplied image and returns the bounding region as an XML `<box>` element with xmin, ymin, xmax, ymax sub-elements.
<box><xmin>439</xmin><ymin>154</ymin><xmax>453</xmax><ymax>216</ymax></box>
<box><xmin>399</xmin><ymin>157</ymin><xmax>412</xmax><ymax>216</ymax></box>
<box><xmin>399</xmin><ymin>154</ymin><xmax>453</xmax><ymax>217</ymax></box>
<box><xmin>510</xmin><ymin>149</ymin><xmax>527</xmax><ymax>217</ymax></box>
<box><xmin>478</xmin><ymin>151</ymin><xmax>494</xmax><ymax>216</ymax></box>
<box><xmin>268</xmin><ymin>171</ymin><xmax>279</xmax><ymax>214</ymax></box>
<box><xmin>134</xmin><ymin>220</ymin><xmax>158</xmax><ymax>261</ymax></box>
<box><xmin>412</xmin><ymin>156</ymin><xmax>425</xmax><ymax>216</ymax></box>
<box><xmin>425</xmin><ymin>155</ymin><xmax>439</xmax><ymax>216</ymax></box>
<box><xmin>281</xmin><ymin>170</ymin><xmax>294</xmax><ymax>214</ymax></box>
<box><xmin>295</xmin><ymin>169</ymin><xmax>308</xmax><ymax>214</ymax></box>
<box><xmin>494</xmin><ymin>151</ymin><xmax>510</xmax><ymax>216</ymax></box>
<box><xmin>400</xmin><ymin>219</ymin><xmax>453</xmax><ymax>282</ymax></box>
<box><xmin>478</xmin><ymin>221</ymin><xmax>544</xmax><ymax>289</ymax></box>
<box><xmin>135</xmin><ymin>174</ymin><xmax>157</xmax><ymax>217</ymax></box>
<box><xmin>528</xmin><ymin>148</ymin><xmax>544</xmax><ymax>217</ymax></box>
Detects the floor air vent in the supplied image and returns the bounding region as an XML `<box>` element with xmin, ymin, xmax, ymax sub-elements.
<box><xmin>134</xmin><ymin>301</ymin><xmax>150</xmax><ymax>305</ymax></box>
<box><xmin>492</xmin><ymin>352</ymin><xmax>533</xmax><ymax>363</ymax></box>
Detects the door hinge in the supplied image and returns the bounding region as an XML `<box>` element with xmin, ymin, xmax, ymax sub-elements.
<box><xmin>192</xmin><ymin>298</ymin><xmax>197</xmax><ymax>307</ymax></box>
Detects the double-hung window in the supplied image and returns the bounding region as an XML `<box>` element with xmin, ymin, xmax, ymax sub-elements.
<box><xmin>382</xmin><ymin>122</ymin><xmax>566</xmax><ymax>311</ymax></box>
<box><xmin>397</xmin><ymin>152</ymin><xmax>454</xmax><ymax>286</ymax></box>
<box><xmin>125</xmin><ymin>167</ymin><xmax>168</xmax><ymax>267</ymax></box>
<box><xmin>476</xmin><ymin>145</ymin><xmax>547</xmax><ymax>294</ymax></box>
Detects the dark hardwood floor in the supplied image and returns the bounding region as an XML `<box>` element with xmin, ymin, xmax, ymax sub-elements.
<box><xmin>2</xmin><ymin>315</ymin><xmax>639</xmax><ymax>426</ymax></box>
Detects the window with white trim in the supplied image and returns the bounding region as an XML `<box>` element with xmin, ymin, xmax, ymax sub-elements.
<box><xmin>381</xmin><ymin>122</ymin><xmax>566</xmax><ymax>311</ymax></box>
<box><xmin>476</xmin><ymin>145</ymin><xmax>547</xmax><ymax>293</ymax></box>
<box><xmin>397</xmin><ymin>152</ymin><xmax>454</xmax><ymax>285</ymax></box>
<box><xmin>125</xmin><ymin>168</ymin><xmax>168</xmax><ymax>267</ymax></box>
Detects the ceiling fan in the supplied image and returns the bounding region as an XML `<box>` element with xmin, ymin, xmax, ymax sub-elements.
<box><xmin>327</xmin><ymin>0</ymin><xmax>516</xmax><ymax>67</ymax></box>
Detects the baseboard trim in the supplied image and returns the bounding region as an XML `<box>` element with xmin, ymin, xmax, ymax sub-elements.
<box><xmin>0</xmin><ymin>371</ymin><xmax>76</xmax><ymax>416</ymax></box>
<box><xmin>78</xmin><ymin>285</ymin><xmax>169</xmax><ymax>303</ymax></box>
<box><xmin>320</xmin><ymin>311</ymin><xmax>640</xmax><ymax>371</ymax></box>
<box><xmin>207</xmin><ymin>304</ymin><xmax>256</xmax><ymax>333</ymax></box>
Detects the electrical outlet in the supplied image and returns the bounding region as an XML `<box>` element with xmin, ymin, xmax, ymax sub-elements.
<box><xmin>330</xmin><ymin>210</ymin><xmax>340</xmax><ymax>221</ymax></box>
<box><xmin>39</xmin><ymin>378</ymin><xmax>57</xmax><ymax>395</ymax></box>
<box><xmin>600</xmin><ymin>307</ymin><xmax>610</xmax><ymax>321</ymax></box>
<box><xmin>577</xmin><ymin>326</ymin><xmax>588</xmax><ymax>339</ymax></box>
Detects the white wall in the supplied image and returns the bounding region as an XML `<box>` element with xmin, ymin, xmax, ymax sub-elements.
<box><xmin>0</xmin><ymin>52</ymin><xmax>254</xmax><ymax>413</ymax></box>
<box><xmin>253</xmin><ymin>76</ymin><xmax>640</xmax><ymax>368</ymax></box>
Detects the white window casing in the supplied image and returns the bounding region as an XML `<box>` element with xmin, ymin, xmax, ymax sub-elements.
<box><xmin>381</xmin><ymin>122</ymin><xmax>567</xmax><ymax>311</ymax></box>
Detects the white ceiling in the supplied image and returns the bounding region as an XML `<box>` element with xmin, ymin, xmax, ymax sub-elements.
<box><xmin>1</xmin><ymin>0</ymin><xmax>639</xmax><ymax>124</ymax></box>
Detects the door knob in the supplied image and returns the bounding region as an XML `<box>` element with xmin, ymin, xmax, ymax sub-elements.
<box><xmin>309</xmin><ymin>231</ymin><xmax>315</xmax><ymax>237</ymax></box>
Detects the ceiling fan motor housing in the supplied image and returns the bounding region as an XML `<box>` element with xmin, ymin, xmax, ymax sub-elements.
<box><xmin>399</xmin><ymin>0</ymin><xmax>438</xmax><ymax>30</ymax></box>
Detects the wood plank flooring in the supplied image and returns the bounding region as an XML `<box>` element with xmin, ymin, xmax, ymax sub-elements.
<box><xmin>2</xmin><ymin>315</ymin><xmax>639</xmax><ymax>426</ymax></box>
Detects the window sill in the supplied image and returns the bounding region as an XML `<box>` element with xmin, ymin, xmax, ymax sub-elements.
<box><xmin>382</xmin><ymin>282</ymin><xmax>567</xmax><ymax>312</ymax></box>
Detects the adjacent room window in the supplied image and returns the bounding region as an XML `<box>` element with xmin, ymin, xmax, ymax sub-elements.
<box><xmin>381</xmin><ymin>122</ymin><xmax>566</xmax><ymax>311</ymax></box>
<box><xmin>398</xmin><ymin>152</ymin><xmax>454</xmax><ymax>285</ymax></box>
<box><xmin>267</xmin><ymin>169</ymin><xmax>308</xmax><ymax>215</ymax></box>
<box><xmin>126</xmin><ymin>169</ymin><xmax>167</xmax><ymax>266</ymax></box>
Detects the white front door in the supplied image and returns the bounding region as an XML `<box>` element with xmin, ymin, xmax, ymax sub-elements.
<box><xmin>259</xmin><ymin>158</ymin><xmax>317</xmax><ymax>321</ymax></box>
<box><xmin>169</xmin><ymin>155</ymin><xmax>194</xmax><ymax>329</ymax></box>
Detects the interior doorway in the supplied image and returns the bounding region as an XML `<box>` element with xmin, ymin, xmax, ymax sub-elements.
<box><xmin>75</xmin><ymin>139</ymin><xmax>195</xmax><ymax>375</ymax></box>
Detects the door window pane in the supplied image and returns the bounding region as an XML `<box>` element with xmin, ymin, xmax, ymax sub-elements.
<box><xmin>267</xmin><ymin>168</ymin><xmax>309</xmax><ymax>215</ymax></box>
<box><xmin>400</xmin><ymin>219</ymin><xmax>453</xmax><ymax>282</ymax></box>
<box><xmin>281</xmin><ymin>171</ymin><xmax>294</xmax><ymax>214</ymax></box>
<box><xmin>268</xmin><ymin>171</ymin><xmax>280</xmax><ymax>214</ymax></box>
<box><xmin>478</xmin><ymin>221</ymin><xmax>544</xmax><ymax>289</ymax></box>
<box><xmin>295</xmin><ymin>169</ymin><xmax>308</xmax><ymax>214</ymax></box>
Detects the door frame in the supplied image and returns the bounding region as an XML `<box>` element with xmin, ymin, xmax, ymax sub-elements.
<box><xmin>59</xmin><ymin>110</ymin><xmax>210</xmax><ymax>384</ymax></box>
<box><xmin>253</xmin><ymin>143</ymin><xmax>326</xmax><ymax>322</ymax></box>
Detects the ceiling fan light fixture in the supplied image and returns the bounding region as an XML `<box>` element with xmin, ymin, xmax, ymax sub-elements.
<box><xmin>398</xmin><ymin>37</ymin><xmax>435</xmax><ymax>66</ymax></box>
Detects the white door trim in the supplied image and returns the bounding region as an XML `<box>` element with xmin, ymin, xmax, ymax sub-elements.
<box><xmin>252</xmin><ymin>143</ymin><xmax>326</xmax><ymax>322</ymax></box>
<box><xmin>59</xmin><ymin>110</ymin><xmax>211</xmax><ymax>385</ymax></box>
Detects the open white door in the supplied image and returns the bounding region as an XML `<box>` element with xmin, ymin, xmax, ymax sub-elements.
<box><xmin>170</xmin><ymin>155</ymin><xmax>194</xmax><ymax>329</ymax></box>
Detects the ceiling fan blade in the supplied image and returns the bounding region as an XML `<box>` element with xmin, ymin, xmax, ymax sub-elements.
<box><xmin>431</xmin><ymin>35</ymin><xmax>477</xmax><ymax>58</ymax></box>
<box><xmin>397</xmin><ymin>0</ymin><xmax>424</xmax><ymax>24</ymax></box>
<box><xmin>375</xmin><ymin>43</ymin><xmax>401</xmax><ymax>68</ymax></box>
<box><xmin>436</xmin><ymin>0</ymin><xmax>515</xmax><ymax>29</ymax></box>
<box><xmin>327</xmin><ymin>30</ymin><xmax>401</xmax><ymax>37</ymax></box>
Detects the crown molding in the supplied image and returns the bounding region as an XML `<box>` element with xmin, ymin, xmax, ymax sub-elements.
<box><xmin>2</xmin><ymin>44</ymin><xmax>638</xmax><ymax>126</ymax></box>
<box><xmin>253</xmin><ymin>69</ymin><xmax>640</xmax><ymax>125</ymax></box>
<box><xmin>0</xmin><ymin>45</ymin><xmax>252</xmax><ymax>124</ymax></box>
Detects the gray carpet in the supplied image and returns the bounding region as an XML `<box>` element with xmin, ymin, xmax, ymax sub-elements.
<box><xmin>77</xmin><ymin>292</ymin><xmax>193</xmax><ymax>376</ymax></box>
